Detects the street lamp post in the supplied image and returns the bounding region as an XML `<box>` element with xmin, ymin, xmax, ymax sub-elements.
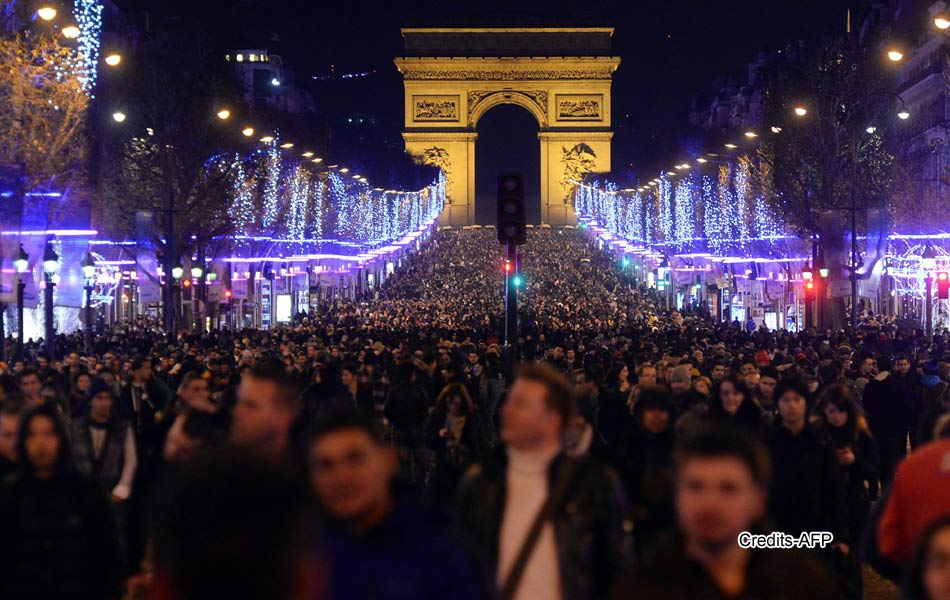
<box><xmin>128</xmin><ymin>271</ymin><xmax>137</xmax><ymax>330</ymax></box>
<box><xmin>922</xmin><ymin>247</ymin><xmax>938</xmax><ymax>341</ymax></box>
<box><xmin>803</xmin><ymin>268</ymin><xmax>814</xmax><ymax>330</ymax></box>
<box><xmin>42</xmin><ymin>242</ymin><xmax>59</xmax><ymax>361</ymax></box>
<box><xmin>206</xmin><ymin>269</ymin><xmax>218</xmax><ymax>330</ymax></box>
<box><xmin>816</xmin><ymin>251</ymin><xmax>829</xmax><ymax>332</ymax></box>
<box><xmin>792</xmin><ymin>93</ymin><xmax>909</xmax><ymax>335</ymax></box>
<box><xmin>171</xmin><ymin>263</ymin><xmax>184</xmax><ymax>336</ymax></box>
<box><xmin>14</xmin><ymin>246</ymin><xmax>28</xmax><ymax>360</ymax></box>
<box><xmin>191</xmin><ymin>264</ymin><xmax>203</xmax><ymax>332</ymax></box>
<box><xmin>81</xmin><ymin>252</ymin><xmax>96</xmax><ymax>353</ymax></box>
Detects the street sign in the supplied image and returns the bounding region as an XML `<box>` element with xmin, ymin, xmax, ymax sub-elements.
<box><xmin>829</xmin><ymin>280</ymin><xmax>851</xmax><ymax>298</ymax></box>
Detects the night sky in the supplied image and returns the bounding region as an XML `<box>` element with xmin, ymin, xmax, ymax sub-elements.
<box><xmin>122</xmin><ymin>0</ymin><xmax>857</xmax><ymax>177</ymax></box>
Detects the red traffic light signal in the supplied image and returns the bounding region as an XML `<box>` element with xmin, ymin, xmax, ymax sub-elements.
<box><xmin>225</xmin><ymin>289</ymin><xmax>233</xmax><ymax>299</ymax></box>
<box><xmin>504</xmin><ymin>261</ymin><xmax>512</xmax><ymax>272</ymax></box>
<box><xmin>804</xmin><ymin>280</ymin><xmax>815</xmax><ymax>300</ymax></box>
<box><xmin>182</xmin><ymin>279</ymin><xmax>192</xmax><ymax>288</ymax></box>
<box><xmin>937</xmin><ymin>271</ymin><xmax>950</xmax><ymax>299</ymax></box>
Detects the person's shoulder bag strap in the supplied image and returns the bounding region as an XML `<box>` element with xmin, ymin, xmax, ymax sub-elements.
<box><xmin>499</xmin><ymin>456</ymin><xmax>579</xmax><ymax>600</ymax></box>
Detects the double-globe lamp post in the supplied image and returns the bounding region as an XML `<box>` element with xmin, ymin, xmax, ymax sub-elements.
<box><xmin>791</xmin><ymin>95</ymin><xmax>909</xmax><ymax>334</ymax></box>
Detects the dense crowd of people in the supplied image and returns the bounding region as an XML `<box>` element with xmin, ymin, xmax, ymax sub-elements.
<box><xmin>0</xmin><ymin>227</ymin><xmax>949</xmax><ymax>600</ymax></box>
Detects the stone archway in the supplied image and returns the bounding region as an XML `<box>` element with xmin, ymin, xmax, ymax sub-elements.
<box><xmin>475</xmin><ymin>103</ymin><xmax>541</xmax><ymax>224</ymax></box>
<box><xmin>395</xmin><ymin>28</ymin><xmax>621</xmax><ymax>226</ymax></box>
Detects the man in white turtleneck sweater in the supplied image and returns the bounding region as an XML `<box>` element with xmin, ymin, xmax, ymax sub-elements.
<box><xmin>458</xmin><ymin>363</ymin><xmax>633</xmax><ymax>600</ymax></box>
<box><xmin>497</xmin><ymin>392</ymin><xmax>564</xmax><ymax>600</ymax></box>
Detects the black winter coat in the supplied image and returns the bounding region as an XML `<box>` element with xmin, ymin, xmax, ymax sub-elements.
<box><xmin>862</xmin><ymin>374</ymin><xmax>912</xmax><ymax>444</ymax></box>
<box><xmin>0</xmin><ymin>473</ymin><xmax>123</xmax><ymax>600</ymax></box>
<box><xmin>610</xmin><ymin>531</ymin><xmax>841</xmax><ymax>600</ymax></box>
<box><xmin>767</xmin><ymin>422</ymin><xmax>850</xmax><ymax>543</ymax></box>
<box><xmin>457</xmin><ymin>449</ymin><xmax>634</xmax><ymax>599</ymax></box>
<box><xmin>824</xmin><ymin>423</ymin><xmax>880</xmax><ymax>545</ymax></box>
<box><xmin>385</xmin><ymin>382</ymin><xmax>430</xmax><ymax>447</ymax></box>
<box><xmin>618</xmin><ymin>426</ymin><xmax>675</xmax><ymax>555</ymax></box>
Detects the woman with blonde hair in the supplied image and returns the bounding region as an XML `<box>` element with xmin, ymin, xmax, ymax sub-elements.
<box><xmin>691</xmin><ymin>375</ymin><xmax>712</xmax><ymax>400</ymax></box>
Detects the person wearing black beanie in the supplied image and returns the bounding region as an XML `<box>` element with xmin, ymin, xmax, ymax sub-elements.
<box><xmin>620</xmin><ymin>385</ymin><xmax>675</xmax><ymax>556</ymax></box>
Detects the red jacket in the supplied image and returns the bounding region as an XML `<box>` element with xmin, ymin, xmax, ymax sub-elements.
<box><xmin>878</xmin><ymin>439</ymin><xmax>950</xmax><ymax>563</ymax></box>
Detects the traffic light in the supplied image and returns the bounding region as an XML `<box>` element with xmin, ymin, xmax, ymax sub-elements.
<box><xmin>504</xmin><ymin>260</ymin><xmax>512</xmax><ymax>273</ymax></box>
<box><xmin>804</xmin><ymin>280</ymin><xmax>815</xmax><ymax>301</ymax></box>
<box><xmin>937</xmin><ymin>271</ymin><xmax>950</xmax><ymax>299</ymax></box>
<box><xmin>512</xmin><ymin>275</ymin><xmax>522</xmax><ymax>288</ymax></box>
<box><xmin>497</xmin><ymin>173</ymin><xmax>526</xmax><ymax>246</ymax></box>
<box><xmin>225</xmin><ymin>289</ymin><xmax>233</xmax><ymax>300</ymax></box>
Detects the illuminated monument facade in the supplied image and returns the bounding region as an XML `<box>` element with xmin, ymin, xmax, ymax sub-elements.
<box><xmin>395</xmin><ymin>28</ymin><xmax>621</xmax><ymax>226</ymax></box>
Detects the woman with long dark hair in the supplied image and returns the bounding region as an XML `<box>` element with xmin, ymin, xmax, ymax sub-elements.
<box><xmin>676</xmin><ymin>372</ymin><xmax>768</xmax><ymax>442</ymax></box>
<box><xmin>69</xmin><ymin>371</ymin><xmax>93</xmax><ymax>417</ymax></box>
<box><xmin>0</xmin><ymin>404</ymin><xmax>123</xmax><ymax>599</ymax></box>
<box><xmin>600</xmin><ymin>362</ymin><xmax>633</xmax><ymax>451</ymax></box>
<box><xmin>424</xmin><ymin>382</ymin><xmax>488</xmax><ymax>505</ymax></box>
<box><xmin>815</xmin><ymin>384</ymin><xmax>880</xmax><ymax>546</ymax></box>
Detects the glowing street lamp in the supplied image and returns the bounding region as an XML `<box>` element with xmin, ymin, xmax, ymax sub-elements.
<box><xmin>104</xmin><ymin>53</ymin><xmax>122</xmax><ymax>67</ymax></box>
<box><xmin>897</xmin><ymin>106</ymin><xmax>911</xmax><ymax>120</ymax></box>
<box><xmin>936</xmin><ymin>13</ymin><xmax>950</xmax><ymax>30</ymax></box>
<box><xmin>887</xmin><ymin>49</ymin><xmax>904</xmax><ymax>62</ymax></box>
<box><xmin>43</xmin><ymin>244</ymin><xmax>60</xmax><ymax>276</ymax></box>
<box><xmin>216</xmin><ymin>109</ymin><xmax>231</xmax><ymax>120</ymax></box>
<box><xmin>36</xmin><ymin>7</ymin><xmax>57</xmax><ymax>21</ymax></box>
<box><xmin>81</xmin><ymin>252</ymin><xmax>96</xmax><ymax>352</ymax></box>
<box><xmin>14</xmin><ymin>246</ymin><xmax>29</xmax><ymax>274</ymax></box>
<box><xmin>112</xmin><ymin>111</ymin><xmax>127</xmax><ymax>123</ymax></box>
<box><xmin>794</xmin><ymin>106</ymin><xmax>808</xmax><ymax>117</ymax></box>
<box><xmin>171</xmin><ymin>264</ymin><xmax>184</xmax><ymax>280</ymax></box>
<box><xmin>42</xmin><ymin>242</ymin><xmax>59</xmax><ymax>360</ymax></box>
<box><xmin>922</xmin><ymin>248</ymin><xmax>938</xmax><ymax>272</ymax></box>
<box><xmin>191</xmin><ymin>265</ymin><xmax>204</xmax><ymax>279</ymax></box>
<box><xmin>61</xmin><ymin>25</ymin><xmax>80</xmax><ymax>39</ymax></box>
<box><xmin>81</xmin><ymin>253</ymin><xmax>96</xmax><ymax>280</ymax></box>
<box><xmin>14</xmin><ymin>246</ymin><xmax>28</xmax><ymax>360</ymax></box>
<box><xmin>242</xmin><ymin>127</ymin><xmax>255</xmax><ymax>137</ymax></box>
